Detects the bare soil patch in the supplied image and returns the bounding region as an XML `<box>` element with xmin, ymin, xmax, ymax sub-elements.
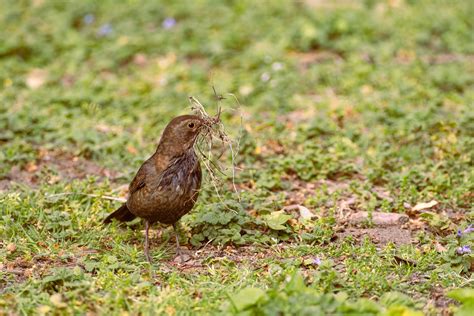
<box><xmin>290</xmin><ymin>50</ymin><xmax>343</xmax><ymax>72</ymax></box>
<box><xmin>283</xmin><ymin>177</ymin><xmax>420</xmax><ymax>245</ymax></box>
<box><xmin>0</xmin><ymin>248</ymin><xmax>96</xmax><ymax>291</ymax></box>
<box><xmin>0</xmin><ymin>149</ymin><xmax>118</xmax><ymax>191</ymax></box>
<box><xmin>336</xmin><ymin>226</ymin><xmax>412</xmax><ymax>245</ymax></box>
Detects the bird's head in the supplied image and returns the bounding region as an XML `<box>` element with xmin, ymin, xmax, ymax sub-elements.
<box><xmin>158</xmin><ymin>115</ymin><xmax>206</xmax><ymax>154</ymax></box>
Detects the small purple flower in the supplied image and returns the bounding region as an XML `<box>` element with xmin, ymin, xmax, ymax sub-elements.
<box><xmin>313</xmin><ymin>257</ymin><xmax>322</xmax><ymax>265</ymax></box>
<box><xmin>457</xmin><ymin>245</ymin><xmax>471</xmax><ymax>255</ymax></box>
<box><xmin>463</xmin><ymin>224</ymin><xmax>473</xmax><ymax>234</ymax></box>
<box><xmin>260</xmin><ymin>72</ymin><xmax>270</xmax><ymax>82</ymax></box>
<box><xmin>162</xmin><ymin>17</ymin><xmax>176</xmax><ymax>30</ymax></box>
<box><xmin>272</xmin><ymin>62</ymin><xmax>283</xmax><ymax>71</ymax></box>
<box><xmin>457</xmin><ymin>224</ymin><xmax>473</xmax><ymax>238</ymax></box>
<box><xmin>83</xmin><ymin>14</ymin><xmax>95</xmax><ymax>25</ymax></box>
<box><xmin>97</xmin><ymin>24</ymin><xmax>113</xmax><ymax>37</ymax></box>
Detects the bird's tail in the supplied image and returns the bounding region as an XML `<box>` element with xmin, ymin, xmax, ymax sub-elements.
<box><xmin>104</xmin><ymin>203</ymin><xmax>136</xmax><ymax>224</ymax></box>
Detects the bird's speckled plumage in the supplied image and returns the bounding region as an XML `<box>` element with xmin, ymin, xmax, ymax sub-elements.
<box><xmin>104</xmin><ymin>115</ymin><xmax>205</xmax><ymax>262</ymax></box>
<box><xmin>126</xmin><ymin>147</ymin><xmax>202</xmax><ymax>224</ymax></box>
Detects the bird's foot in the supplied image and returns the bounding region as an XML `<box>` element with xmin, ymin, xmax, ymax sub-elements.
<box><xmin>174</xmin><ymin>248</ymin><xmax>191</xmax><ymax>264</ymax></box>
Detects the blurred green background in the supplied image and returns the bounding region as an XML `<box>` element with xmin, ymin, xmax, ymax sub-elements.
<box><xmin>0</xmin><ymin>0</ymin><xmax>473</xmax><ymax>314</ymax></box>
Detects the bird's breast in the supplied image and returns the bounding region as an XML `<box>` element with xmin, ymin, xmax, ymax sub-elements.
<box><xmin>128</xmin><ymin>149</ymin><xmax>202</xmax><ymax>224</ymax></box>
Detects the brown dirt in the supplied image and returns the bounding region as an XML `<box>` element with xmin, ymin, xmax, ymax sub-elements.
<box><xmin>0</xmin><ymin>248</ymin><xmax>97</xmax><ymax>290</ymax></box>
<box><xmin>0</xmin><ymin>241</ymin><xmax>273</xmax><ymax>289</ymax></box>
<box><xmin>290</xmin><ymin>50</ymin><xmax>343</xmax><ymax>72</ymax></box>
<box><xmin>232</xmin><ymin>172</ymin><xmax>424</xmax><ymax>247</ymax></box>
<box><xmin>336</xmin><ymin>226</ymin><xmax>413</xmax><ymax>245</ymax></box>
<box><xmin>422</xmin><ymin>53</ymin><xmax>474</xmax><ymax>65</ymax></box>
<box><xmin>285</xmin><ymin>177</ymin><xmax>354</xmax><ymax>206</ymax></box>
<box><xmin>281</xmin><ymin>177</ymin><xmax>421</xmax><ymax>245</ymax></box>
<box><xmin>0</xmin><ymin>149</ymin><xmax>118</xmax><ymax>191</ymax></box>
<box><xmin>159</xmin><ymin>244</ymin><xmax>274</xmax><ymax>273</ymax></box>
<box><xmin>429</xmin><ymin>287</ymin><xmax>456</xmax><ymax>315</ymax></box>
<box><xmin>303</xmin><ymin>0</ymin><xmax>362</xmax><ymax>9</ymax></box>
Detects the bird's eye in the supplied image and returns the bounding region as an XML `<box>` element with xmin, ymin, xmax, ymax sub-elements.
<box><xmin>188</xmin><ymin>122</ymin><xmax>195</xmax><ymax>128</ymax></box>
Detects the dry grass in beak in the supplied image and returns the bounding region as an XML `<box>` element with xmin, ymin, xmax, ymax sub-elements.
<box><xmin>189</xmin><ymin>96</ymin><xmax>240</xmax><ymax>204</ymax></box>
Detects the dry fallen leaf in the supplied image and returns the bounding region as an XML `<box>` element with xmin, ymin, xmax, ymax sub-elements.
<box><xmin>338</xmin><ymin>197</ymin><xmax>357</xmax><ymax>212</ymax></box>
<box><xmin>37</xmin><ymin>305</ymin><xmax>52</xmax><ymax>316</ymax></box>
<box><xmin>47</xmin><ymin>175</ymin><xmax>61</xmax><ymax>184</ymax></box>
<box><xmin>284</xmin><ymin>204</ymin><xmax>316</xmax><ymax>220</ymax></box>
<box><xmin>435</xmin><ymin>242</ymin><xmax>447</xmax><ymax>253</ymax></box>
<box><xmin>127</xmin><ymin>145</ymin><xmax>138</xmax><ymax>155</ymax></box>
<box><xmin>24</xmin><ymin>268</ymin><xmax>33</xmax><ymax>277</ymax></box>
<box><xmin>6</xmin><ymin>243</ymin><xmax>16</xmax><ymax>253</ymax></box>
<box><xmin>133</xmin><ymin>53</ymin><xmax>148</xmax><ymax>66</ymax></box>
<box><xmin>408</xmin><ymin>218</ymin><xmax>426</xmax><ymax>230</ymax></box>
<box><xmin>298</xmin><ymin>205</ymin><xmax>315</xmax><ymax>220</ymax></box>
<box><xmin>412</xmin><ymin>200</ymin><xmax>438</xmax><ymax>212</ymax></box>
<box><xmin>26</xmin><ymin>69</ymin><xmax>48</xmax><ymax>89</ymax></box>
<box><xmin>156</xmin><ymin>53</ymin><xmax>176</xmax><ymax>69</ymax></box>
<box><xmin>165</xmin><ymin>305</ymin><xmax>176</xmax><ymax>316</ymax></box>
<box><xmin>288</xmin><ymin>218</ymin><xmax>299</xmax><ymax>227</ymax></box>
<box><xmin>239</xmin><ymin>84</ymin><xmax>254</xmax><ymax>96</ymax></box>
<box><xmin>50</xmin><ymin>293</ymin><xmax>67</xmax><ymax>308</ymax></box>
<box><xmin>25</xmin><ymin>161</ymin><xmax>38</xmax><ymax>172</ymax></box>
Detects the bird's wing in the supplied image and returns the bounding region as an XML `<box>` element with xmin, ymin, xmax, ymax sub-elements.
<box><xmin>128</xmin><ymin>159</ymin><xmax>153</xmax><ymax>194</ymax></box>
<box><xmin>128</xmin><ymin>151</ymin><xmax>173</xmax><ymax>195</ymax></box>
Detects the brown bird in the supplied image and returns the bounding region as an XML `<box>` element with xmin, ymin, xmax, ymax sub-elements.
<box><xmin>104</xmin><ymin>115</ymin><xmax>205</xmax><ymax>262</ymax></box>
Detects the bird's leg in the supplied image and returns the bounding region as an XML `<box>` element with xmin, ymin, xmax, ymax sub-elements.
<box><xmin>144</xmin><ymin>220</ymin><xmax>152</xmax><ymax>263</ymax></box>
<box><xmin>172</xmin><ymin>223</ymin><xmax>184</xmax><ymax>263</ymax></box>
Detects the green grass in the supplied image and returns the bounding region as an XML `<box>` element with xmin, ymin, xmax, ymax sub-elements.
<box><xmin>1</xmin><ymin>0</ymin><xmax>473</xmax><ymax>315</ymax></box>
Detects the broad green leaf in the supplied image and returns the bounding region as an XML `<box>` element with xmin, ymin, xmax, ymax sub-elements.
<box><xmin>262</xmin><ymin>211</ymin><xmax>292</xmax><ymax>230</ymax></box>
<box><xmin>384</xmin><ymin>306</ymin><xmax>424</xmax><ymax>316</ymax></box>
<box><xmin>231</xmin><ymin>287</ymin><xmax>266</xmax><ymax>311</ymax></box>
<box><xmin>448</xmin><ymin>288</ymin><xmax>474</xmax><ymax>316</ymax></box>
<box><xmin>381</xmin><ymin>292</ymin><xmax>415</xmax><ymax>308</ymax></box>
<box><xmin>448</xmin><ymin>288</ymin><xmax>474</xmax><ymax>304</ymax></box>
<box><xmin>285</xmin><ymin>273</ymin><xmax>306</xmax><ymax>293</ymax></box>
